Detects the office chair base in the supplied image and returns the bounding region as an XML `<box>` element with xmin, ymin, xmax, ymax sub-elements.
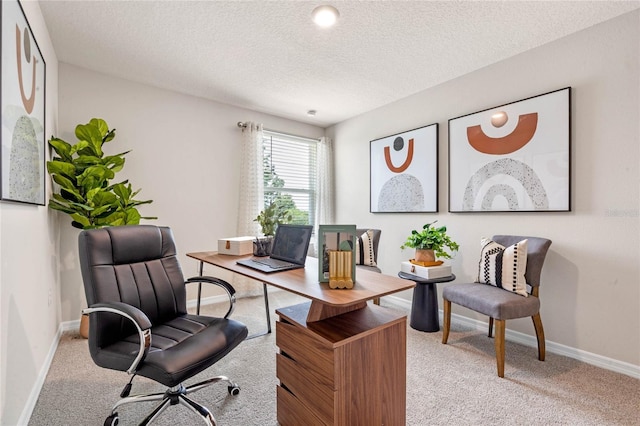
<box><xmin>106</xmin><ymin>376</ymin><xmax>239</xmax><ymax>426</ymax></box>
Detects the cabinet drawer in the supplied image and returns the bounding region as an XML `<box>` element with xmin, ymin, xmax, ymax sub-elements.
<box><xmin>277</xmin><ymin>385</ymin><xmax>326</xmax><ymax>426</ymax></box>
<box><xmin>277</xmin><ymin>353</ymin><xmax>334</xmax><ymax>425</ymax></box>
<box><xmin>276</xmin><ymin>320</ymin><xmax>334</xmax><ymax>379</ymax></box>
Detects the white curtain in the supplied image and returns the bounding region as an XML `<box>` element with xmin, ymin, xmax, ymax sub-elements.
<box><xmin>312</xmin><ymin>136</ymin><xmax>335</xmax><ymax>256</ymax></box>
<box><xmin>237</xmin><ymin>122</ymin><xmax>264</xmax><ymax>236</ymax></box>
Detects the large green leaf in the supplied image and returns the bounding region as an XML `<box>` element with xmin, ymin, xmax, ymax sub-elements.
<box><xmin>112</xmin><ymin>183</ymin><xmax>132</xmax><ymax>201</ymax></box>
<box><xmin>48</xmin><ymin>199</ymin><xmax>76</xmax><ymax>214</ymax></box>
<box><xmin>48</xmin><ymin>138</ymin><xmax>72</xmax><ymax>161</ymax></box>
<box><xmin>47</xmin><ymin>160</ymin><xmax>75</xmax><ymax>177</ymax></box>
<box><xmin>69</xmin><ymin>140</ymin><xmax>90</xmax><ymax>156</ymax></box>
<box><xmin>52</xmin><ymin>174</ymin><xmax>79</xmax><ymax>193</ymax></box>
<box><xmin>78</xmin><ymin>165</ymin><xmax>113</xmax><ymax>189</ymax></box>
<box><xmin>103</xmin><ymin>155</ymin><xmax>126</xmax><ymax>173</ymax></box>
<box><xmin>91</xmin><ymin>190</ymin><xmax>118</xmax><ymax>207</ymax></box>
<box><xmin>124</xmin><ymin>208</ymin><xmax>141</xmax><ymax>224</ymax></box>
<box><xmin>90</xmin><ymin>118</ymin><xmax>109</xmax><ymax>136</ymax></box>
<box><xmin>76</xmin><ymin>122</ymin><xmax>104</xmax><ymax>157</ymax></box>
<box><xmin>70</xmin><ymin>213</ymin><xmax>91</xmax><ymax>228</ymax></box>
<box><xmin>103</xmin><ymin>128</ymin><xmax>116</xmax><ymax>144</ymax></box>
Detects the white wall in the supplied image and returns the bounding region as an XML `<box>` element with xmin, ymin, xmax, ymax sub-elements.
<box><xmin>0</xmin><ymin>1</ymin><xmax>59</xmax><ymax>424</ymax></box>
<box><xmin>57</xmin><ymin>63</ymin><xmax>325</xmax><ymax>322</ymax></box>
<box><xmin>327</xmin><ymin>11</ymin><xmax>639</xmax><ymax>367</ymax></box>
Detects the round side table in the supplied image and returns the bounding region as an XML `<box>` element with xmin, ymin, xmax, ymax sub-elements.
<box><xmin>398</xmin><ymin>271</ymin><xmax>456</xmax><ymax>332</ymax></box>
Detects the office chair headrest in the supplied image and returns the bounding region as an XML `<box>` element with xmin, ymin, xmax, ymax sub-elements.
<box><xmin>80</xmin><ymin>225</ymin><xmax>177</xmax><ymax>266</ymax></box>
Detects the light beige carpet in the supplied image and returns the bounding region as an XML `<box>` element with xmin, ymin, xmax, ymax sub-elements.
<box><xmin>29</xmin><ymin>290</ymin><xmax>639</xmax><ymax>425</ymax></box>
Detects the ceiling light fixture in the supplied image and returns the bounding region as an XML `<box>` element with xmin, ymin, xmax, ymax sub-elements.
<box><xmin>307</xmin><ymin>110</ymin><xmax>317</xmax><ymax>117</ymax></box>
<box><xmin>312</xmin><ymin>5</ymin><xmax>339</xmax><ymax>28</ymax></box>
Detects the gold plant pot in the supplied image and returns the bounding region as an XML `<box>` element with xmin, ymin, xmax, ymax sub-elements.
<box><xmin>415</xmin><ymin>249</ymin><xmax>436</xmax><ymax>263</ymax></box>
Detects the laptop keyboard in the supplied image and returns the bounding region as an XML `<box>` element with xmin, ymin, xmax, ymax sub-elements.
<box><xmin>253</xmin><ymin>258</ymin><xmax>294</xmax><ymax>269</ymax></box>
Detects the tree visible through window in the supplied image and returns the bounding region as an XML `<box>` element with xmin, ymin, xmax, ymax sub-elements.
<box><xmin>262</xmin><ymin>131</ymin><xmax>317</xmax><ymax>227</ymax></box>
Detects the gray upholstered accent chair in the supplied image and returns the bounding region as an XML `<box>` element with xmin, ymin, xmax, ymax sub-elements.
<box><xmin>441</xmin><ymin>235</ymin><xmax>552</xmax><ymax>378</ymax></box>
<box><xmin>78</xmin><ymin>225</ymin><xmax>248</xmax><ymax>425</ymax></box>
<box><xmin>355</xmin><ymin>228</ymin><xmax>382</xmax><ymax>304</ymax></box>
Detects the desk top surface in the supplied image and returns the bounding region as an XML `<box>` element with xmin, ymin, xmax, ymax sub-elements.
<box><xmin>187</xmin><ymin>251</ymin><xmax>415</xmax><ymax>307</ymax></box>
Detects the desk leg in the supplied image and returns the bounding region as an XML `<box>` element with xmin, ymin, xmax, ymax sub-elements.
<box><xmin>246</xmin><ymin>282</ymin><xmax>272</xmax><ymax>339</ymax></box>
<box><xmin>195</xmin><ymin>261</ymin><xmax>271</xmax><ymax>339</ymax></box>
<box><xmin>196</xmin><ymin>261</ymin><xmax>204</xmax><ymax>315</ymax></box>
<box><xmin>410</xmin><ymin>283</ymin><xmax>439</xmax><ymax>332</ymax></box>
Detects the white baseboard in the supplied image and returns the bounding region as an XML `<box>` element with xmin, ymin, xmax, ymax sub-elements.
<box><xmin>19</xmin><ymin>324</ymin><xmax>64</xmax><ymax>425</ymax></box>
<box><xmin>384</xmin><ymin>295</ymin><xmax>640</xmax><ymax>379</ymax></box>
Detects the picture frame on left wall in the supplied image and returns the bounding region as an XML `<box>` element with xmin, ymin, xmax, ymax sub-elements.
<box><xmin>370</xmin><ymin>123</ymin><xmax>439</xmax><ymax>213</ymax></box>
<box><xmin>1</xmin><ymin>0</ymin><xmax>46</xmax><ymax>205</ymax></box>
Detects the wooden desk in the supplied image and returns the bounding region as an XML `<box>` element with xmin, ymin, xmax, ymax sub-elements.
<box><xmin>186</xmin><ymin>251</ymin><xmax>416</xmax><ymax>425</ymax></box>
<box><xmin>187</xmin><ymin>252</ymin><xmax>415</xmax><ymax>322</ymax></box>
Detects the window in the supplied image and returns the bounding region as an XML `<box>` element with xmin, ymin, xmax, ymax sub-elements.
<box><xmin>262</xmin><ymin>130</ymin><xmax>317</xmax><ymax>227</ymax></box>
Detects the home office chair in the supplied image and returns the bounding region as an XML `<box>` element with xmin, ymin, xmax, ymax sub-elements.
<box><xmin>355</xmin><ymin>228</ymin><xmax>382</xmax><ymax>304</ymax></box>
<box><xmin>441</xmin><ymin>235</ymin><xmax>552</xmax><ymax>378</ymax></box>
<box><xmin>78</xmin><ymin>225</ymin><xmax>248</xmax><ymax>425</ymax></box>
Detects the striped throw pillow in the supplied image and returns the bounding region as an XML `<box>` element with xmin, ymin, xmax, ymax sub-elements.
<box><xmin>477</xmin><ymin>237</ymin><xmax>528</xmax><ymax>297</ymax></box>
<box><xmin>355</xmin><ymin>230</ymin><xmax>377</xmax><ymax>267</ymax></box>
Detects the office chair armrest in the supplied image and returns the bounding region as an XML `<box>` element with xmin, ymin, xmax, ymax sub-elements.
<box><xmin>186</xmin><ymin>276</ymin><xmax>237</xmax><ymax>319</ymax></box>
<box><xmin>83</xmin><ymin>302</ymin><xmax>152</xmax><ymax>375</ymax></box>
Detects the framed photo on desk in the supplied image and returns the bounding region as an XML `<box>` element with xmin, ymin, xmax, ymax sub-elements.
<box><xmin>317</xmin><ymin>224</ymin><xmax>357</xmax><ymax>284</ymax></box>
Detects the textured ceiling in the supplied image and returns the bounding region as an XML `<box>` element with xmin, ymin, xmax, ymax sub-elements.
<box><xmin>39</xmin><ymin>1</ymin><xmax>640</xmax><ymax>127</ymax></box>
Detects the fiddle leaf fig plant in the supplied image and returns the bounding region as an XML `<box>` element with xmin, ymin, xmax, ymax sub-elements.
<box><xmin>400</xmin><ymin>220</ymin><xmax>459</xmax><ymax>259</ymax></box>
<box><xmin>46</xmin><ymin>118</ymin><xmax>156</xmax><ymax>229</ymax></box>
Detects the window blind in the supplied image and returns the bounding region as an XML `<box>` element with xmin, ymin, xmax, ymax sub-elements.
<box><xmin>262</xmin><ymin>131</ymin><xmax>318</xmax><ymax>226</ymax></box>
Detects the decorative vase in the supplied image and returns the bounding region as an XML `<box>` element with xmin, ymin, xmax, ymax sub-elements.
<box><xmin>415</xmin><ymin>248</ymin><xmax>436</xmax><ymax>263</ymax></box>
<box><xmin>253</xmin><ymin>237</ymin><xmax>273</xmax><ymax>257</ymax></box>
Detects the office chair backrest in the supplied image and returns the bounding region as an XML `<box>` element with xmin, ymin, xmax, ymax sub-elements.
<box><xmin>78</xmin><ymin>225</ymin><xmax>187</xmax><ymax>349</ymax></box>
<box><xmin>492</xmin><ymin>235</ymin><xmax>552</xmax><ymax>288</ymax></box>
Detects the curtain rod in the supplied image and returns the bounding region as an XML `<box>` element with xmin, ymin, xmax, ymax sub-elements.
<box><xmin>236</xmin><ymin>122</ymin><xmax>320</xmax><ymax>142</ymax></box>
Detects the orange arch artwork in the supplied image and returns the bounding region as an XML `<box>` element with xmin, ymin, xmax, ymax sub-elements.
<box><xmin>466</xmin><ymin>113</ymin><xmax>538</xmax><ymax>155</ymax></box>
<box><xmin>384</xmin><ymin>138</ymin><xmax>414</xmax><ymax>173</ymax></box>
<box><xmin>370</xmin><ymin>124</ymin><xmax>438</xmax><ymax>213</ymax></box>
<box><xmin>448</xmin><ymin>88</ymin><xmax>571</xmax><ymax>212</ymax></box>
<box><xmin>1</xmin><ymin>0</ymin><xmax>47</xmax><ymax>205</ymax></box>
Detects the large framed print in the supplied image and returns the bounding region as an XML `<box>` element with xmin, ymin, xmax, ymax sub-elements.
<box><xmin>1</xmin><ymin>0</ymin><xmax>46</xmax><ymax>205</ymax></box>
<box><xmin>370</xmin><ymin>123</ymin><xmax>438</xmax><ymax>213</ymax></box>
<box><xmin>448</xmin><ymin>87</ymin><xmax>571</xmax><ymax>213</ymax></box>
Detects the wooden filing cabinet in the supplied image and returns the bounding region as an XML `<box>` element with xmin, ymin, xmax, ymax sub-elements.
<box><xmin>276</xmin><ymin>302</ymin><xmax>407</xmax><ymax>426</ymax></box>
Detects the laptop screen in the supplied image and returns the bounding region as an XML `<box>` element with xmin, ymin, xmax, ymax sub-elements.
<box><xmin>270</xmin><ymin>224</ymin><xmax>313</xmax><ymax>264</ymax></box>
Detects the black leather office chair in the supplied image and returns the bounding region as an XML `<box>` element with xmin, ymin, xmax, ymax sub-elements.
<box><xmin>78</xmin><ymin>225</ymin><xmax>248</xmax><ymax>425</ymax></box>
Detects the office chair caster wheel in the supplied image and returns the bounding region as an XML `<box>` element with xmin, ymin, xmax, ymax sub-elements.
<box><xmin>104</xmin><ymin>413</ymin><xmax>119</xmax><ymax>426</ymax></box>
<box><xmin>228</xmin><ymin>384</ymin><xmax>240</xmax><ymax>396</ymax></box>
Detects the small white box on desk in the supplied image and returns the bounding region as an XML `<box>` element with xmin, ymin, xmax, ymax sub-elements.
<box><xmin>217</xmin><ymin>236</ymin><xmax>254</xmax><ymax>255</ymax></box>
<box><xmin>401</xmin><ymin>261</ymin><xmax>452</xmax><ymax>279</ymax></box>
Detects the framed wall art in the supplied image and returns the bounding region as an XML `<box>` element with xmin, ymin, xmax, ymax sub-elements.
<box><xmin>448</xmin><ymin>87</ymin><xmax>571</xmax><ymax>213</ymax></box>
<box><xmin>370</xmin><ymin>123</ymin><xmax>438</xmax><ymax>213</ymax></box>
<box><xmin>1</xmin><ymin>0</ymin><xmax>46</xmax><ymax>205</ymax></box>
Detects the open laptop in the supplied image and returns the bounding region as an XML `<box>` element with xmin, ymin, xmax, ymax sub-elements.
<box><xmin>236</xmin><ymin>224</ymin><xmax>313</xmax><ymax>273</ymax></box>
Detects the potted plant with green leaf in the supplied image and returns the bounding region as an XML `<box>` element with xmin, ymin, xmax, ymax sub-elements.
<box><xmin>47</xmin><ymin>118</ymin><xmax>156</xmax><ymax>229</ymax></box>
<box><xmin>47</xmin><ymin>118</ymin><xmax>155</xmax><ymax>338</ymax></box>
<box><xmin>400</xmin><ymin>220</ymin><xmax>459</xmax><ymax>262</ymax></box>
<box><xmin>253</xmin><ymin>200</ymin><xmax>292</xmax><ymax>256</ymax></box>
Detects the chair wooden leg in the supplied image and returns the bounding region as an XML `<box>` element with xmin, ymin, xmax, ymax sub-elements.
<box><xmin>488</xmin><ymin>317</ymin><xmax>494</xmax><ymax>337</ymax></box>
<box><xmin>442</xmin><ymin>299</ymin><xmax>451</xmax><ymax>344</ymax></box>
<box><xmin>532</xmin><ymin>313</ymin><xmax>546</xmax><ymax>361</ymax></box>
<box><xmin>494</xmin><ymin>319</ymin><xmax>506</xmax><ymax>378</ymax></box>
